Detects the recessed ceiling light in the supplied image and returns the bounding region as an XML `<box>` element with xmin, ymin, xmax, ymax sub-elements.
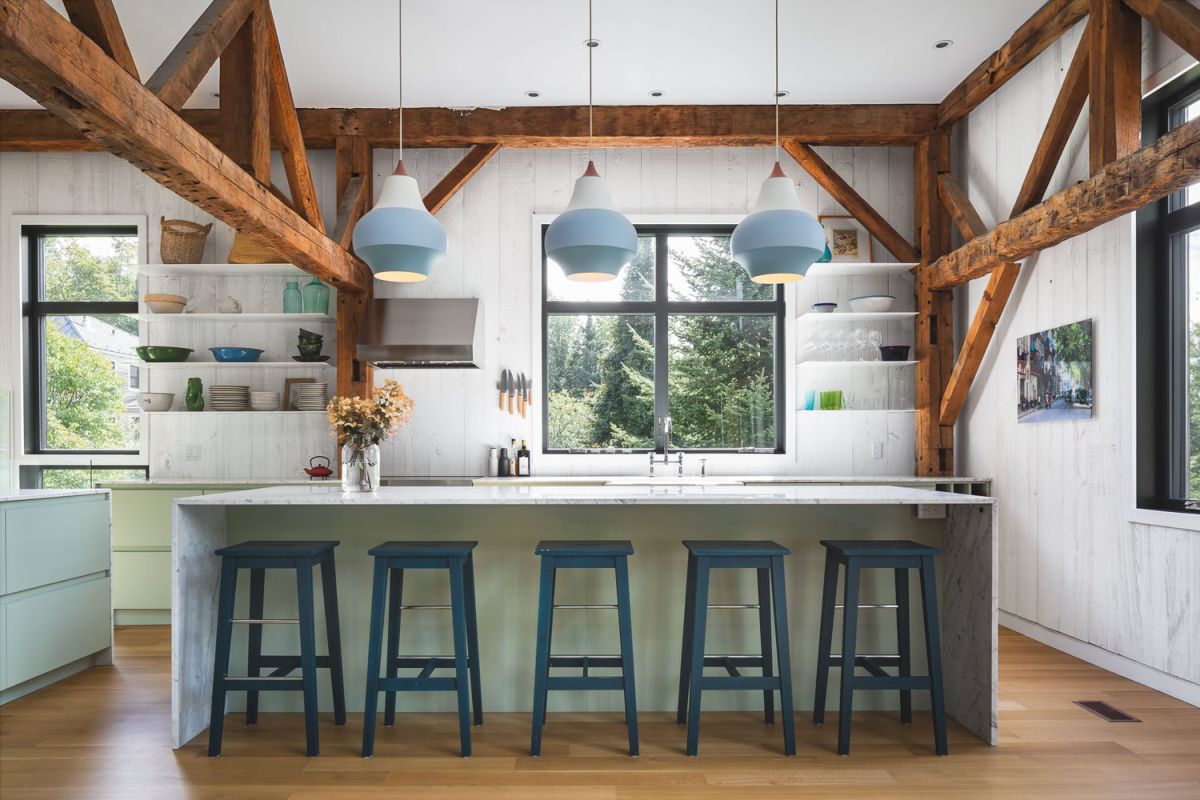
<box><xmin>774</xmin><ymin>90</ymin><xmax>789</xmax><ymax>98</ymax></box>
<box><xmin>934</xmin><ymin>39</ymin><xmax>953</xmax><ymax>49</ymax></box>
<box><xmin>648</xmin><ymin>89</ymin><xmax>664</xmax><ymax>98</ymax></box>
<box><xmin>584</xmin><ymin>38</ymin><xmax>600</xmax><ymax>48</ymax></box>
<box><xmin>525</xmin><ymin>90</ymin><xmax>541</xmax><ymax>98</ymax></box>
<box><xmin>212</xmin><ymin>91</ymin><xmax>220</xmax><ymax>98</ymax></box>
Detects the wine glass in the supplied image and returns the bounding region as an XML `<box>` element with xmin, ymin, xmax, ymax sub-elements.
<box><xmin>867</xmin><ymin>330</ymin><xmax>884</xmax><ymax>361</ymax></box>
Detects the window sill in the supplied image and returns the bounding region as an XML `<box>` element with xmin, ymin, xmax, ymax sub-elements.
<box><xmin>1128</xmin><ymin>506</ymin><xmax>1200</xmax><ymax>533</ymax></box>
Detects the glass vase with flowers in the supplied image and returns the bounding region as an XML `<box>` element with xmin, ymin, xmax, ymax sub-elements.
<box><xmin>325</xmin><ymin>380</ymin><xmax>414</xmax><ymax>492</ymax></box>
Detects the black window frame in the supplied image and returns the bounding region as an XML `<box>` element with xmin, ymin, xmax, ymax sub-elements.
<box><xmin>540</xmin><ymin>223</ymin><xmax>787</xmax><ymax>455</ymax></box>
<box><xmin>22</xmin><ymin>224</ymin><xmax>141</xmax><ymax>456</ymax></box>
<box><xmin>1136</xmin><ymin>64</ymin><xmax>1200</xmax><ymax>514</ymax></box>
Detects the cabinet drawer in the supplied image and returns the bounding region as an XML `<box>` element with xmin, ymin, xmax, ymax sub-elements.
<box><xmin>4</xmin><ymin>576</ymin><xmax>111</xmax><ymax>689</ymax></box>
<box><xmin>4</xmin><ymin>496</ymin><xmax>110</xmax><ymax>594</ymax></box>
<box><xmin>112</xmin><ymin>490</ymin><xmax>201</xmax><ymax>548</ymax></box>
<box><xmin>111</xmin><ymin>551</ymin><xmax>171</xmax><ymax>610</ymax></box>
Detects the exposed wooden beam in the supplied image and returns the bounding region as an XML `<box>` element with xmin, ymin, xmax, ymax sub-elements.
<box><xmin>1011</xmin><ymin>24</ymin><xmax>1091</xmax><ymax>216</ymax></box>
<box><xmin>1123</xmin><ymin>0</ymin><xmax>1200</xmax><ymax>62</ymax></box>
<box><xmin>331</xmin><ymin>174</ymin><xmax>368</xmax><ymax>250</ymax></box>
<box><xmin>265</xmin><ymin>6</ymin><xmax>322</xmax><ymax>231</ymax></box>
<box><xmin>929</xmin><ymin>115</ymin><xmax>1200</xmax><ymax>289</ymax></box>
<box><xmin>62</xmin><ymin>0</ymin><xmax>137</xmax><ymax>79</ymax></box>
<box><xmin>783</xmin><ymin>140</ymin><xmax>919</xmax><ymax>263</ymax></box>
<box><xmin>1089</xmin><ymin>0</ymin><xmax>1141</xmax><ymax>173</ymax></box>
<box><xmin>423</xmin><ymin>143</ymin><xmax>502</xmax><ymax>214</ymax></box>
<box><xmin>939</xmin><ymin>0</ymin><xmax>1089</xmax><ymax>127</ymax></box>
<box><xmin>0</xmin><ymin>103</ymin><xmax>940</xmax><ymax>151</ymax></box>
<box><xmin>144</xmin><ymin>0</ymin><xmax>256</xmax><ymax>111</ymax></box>
<box><xmin>335</xmin><ymin>134</ymin><xmax>371</xmax><ymax>211</ymax></box>
<box><xmin>218</xmin><ymin>0</ymin><xmax>269</xmax><ymax>182</ymax></box>
<box><xmin>333</xmin><ymin>134</ymin><xmax>375</xmax><ymax>401</ymax></box>
<box><xmin>914</xmin><ymin>133</ymin><xmax>954</xmax><ymax>476</ymax></box>
<box><xmin>336</xmin><ymin>292</ymin><xmax>373</xmax><ymax>401</ymax></box>
<box><xmin>937</xmin><ymin>172</ymin><xmax>991</xmax><ymax>243</ymax></box>
<box><xmin>0</xmin><ymin>0</ymin><xmax>370</xmax><ymax>292</ymax></box>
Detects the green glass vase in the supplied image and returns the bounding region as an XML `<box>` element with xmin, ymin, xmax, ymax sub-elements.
<box><xmin>185</xmin><ymin>377</ymin><xmax>204</xmax><ymax>411</ymax></box>
<box><xmin>302</xmin><ymin>277</ymin><xmax>330</xmax><ymax>315</ymax></box>
<box><xmin>283</xmin><ymin>280</ymin><xmax>302</xmax><ymax>314</ymax></box>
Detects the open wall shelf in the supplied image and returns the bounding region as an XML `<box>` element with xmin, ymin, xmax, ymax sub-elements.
<box><xmin>136</xmin><ymin>263</ymin><xmax>305</xmax><ymax>277</ymax></box>
<box><xmin>802</xmin><ymin>262</ymin><xmax>916</xmax><ymax>278</ymax></box>
<box><xmin>138</xmin><ymin>313</ymin><xmax>335</xmax><ymax>323</ymax></box>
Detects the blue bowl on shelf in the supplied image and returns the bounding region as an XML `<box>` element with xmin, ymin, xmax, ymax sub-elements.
<box><xmin>209</xmin><ymin>347</ymin><xmax>264</xmax><ymax>363</ymax></box>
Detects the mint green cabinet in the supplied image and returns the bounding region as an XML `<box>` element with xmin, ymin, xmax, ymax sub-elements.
<box><xmin>4</xmin><ymin>495</ymin><xmax>110</xmax><ymax>594</ymax></box>
<box><xmin>111</xmin><ymin>551</ymin><xmax>171</xmax><ymax>610</ymax></box>
<box><xmin>5</xmin><ymin>577</ymin><xmax>111</xmax><ymax>688</ymax></box>
<box><xmin>112</xmin><ymin>490</ymin><xmax>201</xmax><ymax>548</ymax></box>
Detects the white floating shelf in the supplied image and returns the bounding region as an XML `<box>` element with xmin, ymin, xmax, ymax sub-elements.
<box><xmin>797</xmin><ymin>360</ymin><xmax>917</xmax><ymax>368</ymax></box>
<box><xmin>797</xmin><ymin>311</ymin><xmax>918</xmax><ymax>323</ymax></box>
<box><xmin>136</xmin><ymin>263</ymin><xmax>305</xmax><ymax>277</ymax></box>
<box><xmin>142</xmin><ymin>410</ymin><xmax>326</xmax><ymax>416</ymax></box>
<box><xmin>140</xmin><ymin>361</ymin><xmax>333</xmax><ymax>369</ymax></box>
<box><xmin>803</xmin><ymin>262</ymin><xmax>916</xmax><ymax>278</ymax></box>
<box><xmin>796</xmin><ymin>408</ymin><xmax>916</xmax><ymax>414</ymax></box>
<box><xmin>138</xmin><ymin>312</ymin><xmax>335</xmax><ymax>323</ymax></box>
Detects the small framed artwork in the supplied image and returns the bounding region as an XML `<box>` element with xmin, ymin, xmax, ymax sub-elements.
<box><xmin>282</xmin><ymin>377</ymin><xmax>316</xmax><ymax>411</ymax></box>
<box><xmin>1016</xmin><ymin>318</ymin><xmax>1093</xmax><ymax>423</ymax></box>
<box><xmin>819</xmin><ymin>214</ymin><xmax>873</xmax><ymax>262</ymax></box>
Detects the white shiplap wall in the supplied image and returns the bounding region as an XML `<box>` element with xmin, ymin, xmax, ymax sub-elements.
<box><xmin>955</xmin><ymin>19</ymin><xmax>1200</xmax><ymax>697</ymax></box>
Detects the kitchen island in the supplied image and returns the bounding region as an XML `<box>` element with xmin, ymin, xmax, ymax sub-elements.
<box><xmin>172</xmin><ymin>483</ymin><xmax>996</xmax><ymax>749</ymax></box>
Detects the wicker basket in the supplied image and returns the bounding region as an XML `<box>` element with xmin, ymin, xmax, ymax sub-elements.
<box><xmin>228</xmin><ymin>231</ymin><xmax>282</xmax><ymax>264</ymax></box>
<box><xmin>159</xmin><ymin>217</ymin><xmax>212</xmax><ymax>264</ymax></box>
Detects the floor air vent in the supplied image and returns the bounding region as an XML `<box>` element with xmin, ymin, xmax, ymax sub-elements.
<box><xmin>1073</xmin><ymin>700</ymin><xmax>1141</xmax><ymax>722</ymax></box>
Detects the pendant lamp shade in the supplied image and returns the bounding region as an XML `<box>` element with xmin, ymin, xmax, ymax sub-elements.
<box><xmin>731</xmin><ymin>162</ymin><xmax>825</xmax><ymax>284</ymax></box>
<box><xmin>545</xmin><ymin>162</ymin><xmax>637</xmax><ymax>282</ymax></box>
<box><xmin>353</xmin><ymin>162</ymin><xmax>447</xmax><ymax>283</ymax></box>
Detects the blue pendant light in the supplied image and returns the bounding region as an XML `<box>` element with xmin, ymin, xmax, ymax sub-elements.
<box><xmin>731</xmin><ymin>0</ymin><xmax>825</xmax><ymax>284</ymax></box>
<box><xmin>544</xmin><ymin>0</ymin><xmax>636</xmax><ymax>282</ymax></box>
<box><xmin>352</xmin><ymin>0</ymin><xmax>446</xmax><ymax>283</ymax></box>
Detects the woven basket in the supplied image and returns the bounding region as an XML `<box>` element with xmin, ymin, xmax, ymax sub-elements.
<box><xmin>159</xmin><ymin>217</ymin><xmax>212</xmax><ymax>264</ymax></box>
<box><xmin>228</xmin><ymin>231</ymin><xmax>282</xmax><ymax>264</ymax></box>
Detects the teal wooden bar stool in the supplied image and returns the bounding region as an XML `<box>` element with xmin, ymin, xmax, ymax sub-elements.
<box><xmin>530</xmin><ymin>540</ymin><xmax>638</xmax><ymax>757</ymax></box>
<box><xmin>208</xmin><ymin>540</ymin><xmax>346</xmax><ymax>757</ymax></box>
<box><xmin>676</xmin><ymin>540</ymin><xmax>796</xmax><ymax>756</ymax></box>
<box><xmin>812</xmin><ymin>539</ymin><xmax>947</xmax><ymax>756</ymax></box>
<box><xmin>362</xmin><ymin>541</ymin><xmax>483</xmax><ymax>758</ymax></box>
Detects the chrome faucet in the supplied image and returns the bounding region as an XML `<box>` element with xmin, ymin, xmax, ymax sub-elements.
<box><xmin>649</xmin><ymin>416</ymin><xmax>684</xmax><ymax>477</ymax></box>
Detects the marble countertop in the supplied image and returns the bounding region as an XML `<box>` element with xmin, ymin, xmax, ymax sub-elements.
<box><xmin>0</xmin><ymin>488</ymin><xmax>109</xmax><ymax>503</ymax></box>
<box><xmin>97</xmin><ymin>479</ymin><xmax>326</xmax><ymax>488</ymax></box>
<box><xmin>175</xmin><ymin>483</ymin><xmax>995</xmax><ymax>507</ymax></box>
<box><xmin>473</xmin><ymin>475</ymin><xmax>990</xmax><ymax>486</ymax></box>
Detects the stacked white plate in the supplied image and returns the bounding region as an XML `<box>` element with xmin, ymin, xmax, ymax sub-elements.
<box><xmin>250</xmin><ymin>391</ymin><xmax>280</xmax><ymax>411</ymax></box>
<box><xmin>209</xmin><ymin>385</ymin><xmax>250</xmax><ymax>411</ymax></box>
<box><xmin>294</xmin><ymin>383</ymin><xmax>328</xmax><ymax>411</ymax></box>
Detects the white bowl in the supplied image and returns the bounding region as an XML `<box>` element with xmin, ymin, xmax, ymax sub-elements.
<box><xmin>145</xmin><ymin>300</ymin><xmax>187</xmax><ymax>314</ymax></box>
<box><xmin>136</xmin><ymin>392</ymin><xmax>174</xmax><ymax>412</ymax></box>
<box><xmin>251</xmin><ymin>402</ymin><xmax>280</xmax><ymax>411</ymax></box>
<box><xmin>848</xmin><ymin>295</ymin><xmax>896</xmax><ymax>313</ymax></box>
<box><xmin>811</xmin><ymin>302</ymin><xmax>838</xmax><ymax>314</ymax></box>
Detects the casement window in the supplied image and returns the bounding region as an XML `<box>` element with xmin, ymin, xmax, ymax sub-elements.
<box><xmin>541</xmin><ymin>225</ymin><xmax>785</xmax><ymax>454</ymax></box>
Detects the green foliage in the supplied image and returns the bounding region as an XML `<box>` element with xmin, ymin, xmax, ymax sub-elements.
<box><xmin>44</xmin><ymin>324</ymin><xmax>129</xmax><ymax>450</ymax></box>
<box><xmin>547</xmin><ymin>390</ymin><xmax>595</xmax><ymax>450</ymax></box>
<box><xmin>1190</xmin><ymin>322</ymin><xmax>1200</xmax><ymax>499</ymax></box>
<box><xmin>1053</xmin><ymin>320</ymin><xmax>1092</xmax><ymax>365</ymax></box>
<box><xmin>41</xmin><ymin>468</ymin><xmax>143</xmax><ymax>490</ymax></box>
<box><xmin>43</xmin><ymin>236</ymin><xmax>138</xmax><ymax>334</ymax></box>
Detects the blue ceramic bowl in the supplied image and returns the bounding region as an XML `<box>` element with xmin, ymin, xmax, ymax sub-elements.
<box><xmin>209</xmin><ymin>347</ymin><xmax>264</xmax><ymax>363</ymax></box>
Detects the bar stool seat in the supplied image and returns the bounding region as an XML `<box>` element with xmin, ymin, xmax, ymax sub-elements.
<box><xmin>362</xmin><ymin>540</ymin><xmax>483</xmax><ymax>758</ymax></box>
<box><xmin>813</xmin><ymin>538</ymin><xmax>947</xmax><ymax>756</ymax></box>
<box><xmin>208</xmin><ymin>540</ymin><xmax>346</xmax><ymax>757</ymax></box>
<box><xmin>535</xmin><ymin>540</ymin><xmax>635</xmax><ymax>557</ymax></box>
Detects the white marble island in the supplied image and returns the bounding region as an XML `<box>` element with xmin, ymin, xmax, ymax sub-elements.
<box><xmin>172</xmin><ymin>483</ymin><xmax>996</xmax><ymax>749</ymax></box>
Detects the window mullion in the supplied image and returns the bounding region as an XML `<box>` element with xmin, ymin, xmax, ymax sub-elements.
<box><xmin>654</xmin><ymin>232</ymin><xmax>670</xmax><ymax>452</ymax></box>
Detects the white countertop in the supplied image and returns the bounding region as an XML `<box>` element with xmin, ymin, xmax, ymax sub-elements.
<box><xmin>175</xmin><ymin>483</ymin><xmax>994</xmax><ymax>507</ymax></box>
<box><xmin>474</xmin><ymin>475</ymin><xmax>989</xmax><ymax>486</ymax></box>
<box><xmin>0</xmin><ymin>488</ymin><xmax>109</xmax><ymax>503</ymax></box>
<box><xmin>98</xmin><ymin>479</ymin><xmax>324</xmax><ymax>487</ymax></box>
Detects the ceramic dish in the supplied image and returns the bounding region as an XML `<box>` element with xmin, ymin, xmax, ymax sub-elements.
<box><xmin>143</xmin><ymin>293</ymin><xmax>188</xmax><ymax>314</ymax></box>
<box><xmin>135</xmin><ymin>346</ymin><xmax>193</xmax><ymax>362</ymax></box>
<box><xmin>848</xmin><ymin>295</ymin><xmax>896</xmax><ymax>313</ymax></box>
<box><xmin>136</xmin><ymin>392</ymin><xmax>174</xmax><ymax>412</ymax></box>
<box><xmin>811</xmin><ymin>302</ymin><xmax>838</xmax><ymax>313</ymax></box>
<box><xmin>209</xmin><ymin>347</ymin><xmax>264</xmax><ymax>362</ymax></box>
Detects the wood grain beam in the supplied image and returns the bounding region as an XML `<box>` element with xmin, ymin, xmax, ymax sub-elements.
<box><xmin>783</xmin><ymin>140</ymin><xmax>919</xmax><ymax>262</ymax></box>
<box><xmin>62</xmin><ymin>0</ymin><xmax>137</xmax><ymax>79</ymax></box>
<box><xmin>1011</xmin><ymin>23</ymin><xmax>1091</xmax><ymax>216</ymax></box>
<box><xmin>335</xmin><ymin>134</ymin><xmax>371</xmax><ymax>212</ymax></box>
<box><xmin>939</xmin><ymin>0</ymin><xmax>1089</xmax><ymax>127</ymax></box>
<box><xmin>914</xmin><ymin>133</ymin><xmax>954</xmax><ymax>476</ymax></box>
<box><xmin>331</xmin><ymin>174</ymin><xmax>368</xmax><ymax>250</ymax></box>
<box><xmin>0</xmin><ymin>104</ymin><xmax>940</xmax><ymax>151</ymax></box>
<box><xmin>1089</xmin><ymin>0</ymin><xmax>1141</xmax><ymax>173</ymax></box>
<box><xmin>929</xmin><ymin>114</ymin><xmax>1200</xmax><ymax>289</ymax></box>
<box><xmin>1123</xmin><ymin>0</ymin><xmax>1200</xmax><ymax>62</ymax></box>
<box><xmin>0</xmin><ymin>0</ymin><xmax>370</xmax><ymax>292</ymax></box>
<box><xmin>265</xmin><ymin>6</ymin><xmax>322</xmax><ymax>231</ymax></box>
<box><xmin>144</xmin><ymin>0</ymin><xmax>256</xmax><ymax>111</ymax></box>
<box><xmin>937</xmin><ymin>172</ymin><xmax>990</xmax><ymax>243</ymax></box>
<box><xmin>334</xmin><ymin>135</ymin><xmax>375</xmax><ymax>401</ymax></box>
<box><xmin>218</xmin><ymin>0</ymin><xmax>269</xmax><ymax>182</ymax></box>
<box><xmin>423</xmin><ymin>143</ymin><xmax>502</xmax><ymax>214</ymax></box>
<box><xmin>336</xmin><ymin>292</ymin><xmax>373</xmax><ymax>401</ymax></box>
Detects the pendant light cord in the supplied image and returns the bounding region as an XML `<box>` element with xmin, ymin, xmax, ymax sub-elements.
<box><xmin>398</xmin><ymin>0</ymin><xmax>404</xmax><ymax>161</ymax></box>
<box><xmin>588</xmin><ymin>0</ymin><xmax>594</xmax><ymax>159</ymax></box>
<box><xmin>774</xmin><ymin>0</ymin><xmax>779</xmax><ymax>165</ymax></box>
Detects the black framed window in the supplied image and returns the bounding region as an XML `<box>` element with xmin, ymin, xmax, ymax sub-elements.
<box><xmin>1137</xmin><ymin>64</ymin><xmax>1200</xmax><ymax>513</ymax></box>
<box><xmin>19</xmin><ymin>464</ymin><xmax>149</xmax><ymax>490</ymax></box>
<box><xmin>21</xmin><ymin>225</ymin><xmax>141</xmax><ymax>455</ymax></box>
<box><xmin>541</xmin><ymin>225</ymin><xmax>786</xmax><ymax>454</ymax></box>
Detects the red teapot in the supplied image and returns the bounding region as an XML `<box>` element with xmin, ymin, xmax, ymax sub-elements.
<box><xmin>304</xmin><ymin>456</ymin><xmax>333</xmax><ymax>480</ymax></box>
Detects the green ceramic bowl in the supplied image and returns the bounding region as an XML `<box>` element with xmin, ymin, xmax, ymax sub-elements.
<box><xmin>136</xmin><ymin>346</ymin><xmax>193</xmax><ymax>363</ymax></box>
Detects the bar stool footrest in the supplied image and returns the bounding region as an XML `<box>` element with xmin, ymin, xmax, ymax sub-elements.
<box><xmin>223</xmin><ymin>676</ymin><xmax>305</xmax><ymax>691</ymax></box>
<box><xmin>699</xmin><ymin>675</ymin><xmax>782</xmax><ymax>691</ymax></box>
<box><xmin>546</xmin><ymin>676</ymin><xmax>626</xmax><ymax>691</ymax></box>
<box><xmin>851</xmin><ymin>675</ymin><xmax>933</xmax><ymax>691</ymax></box>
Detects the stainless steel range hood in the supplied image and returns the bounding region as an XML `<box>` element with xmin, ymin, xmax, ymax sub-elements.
<box><xmin>357</xmin><ymin>298</ymin><xmax>483</xmax><ymax>368</ymax></box>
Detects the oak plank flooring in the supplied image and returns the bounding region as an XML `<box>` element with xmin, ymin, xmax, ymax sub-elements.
<box><xmin>0</xmin><ymin>627</ymin><xmax>1197</xmax><ymax>799</ymax></box>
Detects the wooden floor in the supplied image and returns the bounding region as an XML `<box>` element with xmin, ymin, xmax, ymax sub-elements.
<box><xmin>0</xmin><ymin>627</ymin><xmax>1197</xmax><ymax>799</ymax></box>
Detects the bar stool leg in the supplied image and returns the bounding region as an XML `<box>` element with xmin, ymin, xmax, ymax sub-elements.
<box><xmin>894</xmin><ymin>567</ymin><xmax>912</xmax><ymax>725</ymax></box>
<box><xmin>361</xmin><ymin>558</ymin><xmax>388</xmax><ymax>757</ymax></box>
<box><xmin>245</xmin><ymin>567</ymin><xmax>265</xmax><ymax>725</ymax></box>
<box><xmin>448</xmin><ymin>558</ymin><xmax>473</xmax><ymax>757</ymax></box>
<box><xmin>675</xmin><ymin>553</ymin><xmax>697</xmax><ymax>725</ymax></box>
<box><xmin>685</xmin><ymin>557</ymin><xmax>711</xmax><ymax>756</ymax></box>
<box><xmin>756</xmin><ymin>567</ymin><xmax>775</xmax><ymax>726</ymax></box>
<box><xmin>919</xmin><ymin>555</ymin><xmax>948</xmax><ymax>756</ymax></box>
<box><xmin>769</xmin><ymin>556</ymin><xmax>796</xmax><ymax>756</ymax></box>
<box><xmin>530</xmin><ymin>557</ymin><xmax>555</xmax><ymax>756</ymax></box>
<box><xmin>837</xmin><ymin>559</ymin><xmax>861</xmax><ymax>756</ymax></box>
<box><xmin>207</xmin><ymin>558</ymin><xmax>238</xmax><ymax>757</ymax></box>
<box><xmin>463</xmin><ymin>553</ymin><xmax>485</xmax><ymax>726</ymax></box>
<box><xmin>614</xmin><ymin>556</ymin><xmax>639</xmax><ymax>756</ymax></box>
<box><xmin>320</xmin><ymin>552</ymin><xmax>347</xmax><ymax>726</ymax></box>
<box><xmin>812</xmin><ymin>551</ymin><xmax>839</xmax><ymax>725</ymax></box>
<box><xmin>539</xmin><ymin>566</ymin><xmax>557</xmax><ymax>729</ymax></box>
<box><xmin>296</xmin><ymin>561</ymin><xmax>320</xmax><ymax>756</ymax></box>
<box><xmin>383</xmin><ymin>568</ymin><xmax>404</xmax><ymax>727</ymax></box>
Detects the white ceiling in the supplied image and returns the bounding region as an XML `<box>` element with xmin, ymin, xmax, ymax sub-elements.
<box><xmin>0</xmin><ymin>0</ymin><xmax>1048</xmax><ymax>109</ymax></box>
